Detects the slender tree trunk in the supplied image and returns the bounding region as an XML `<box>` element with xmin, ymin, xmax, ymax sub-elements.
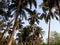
<box><xmin>48</xmin><ymin>20</ymin><xmax>50</xmax><ymax>45</ymax></box>
<box><xmin>0</xmin><ymin>19</ymin><xmax>14</xmax><ymax>42</ymax></box>
<box><xmin>0</xmin><ymin>24</ymin><xmax>9</xmax><ymax>42</ymax></box>
<box><xmin>7</xmin><ymin>0</ymin><xmax>21</xmax><ymax>45</ymax></box>
<box><xmin>7</xmin><ymin>25</ymin><xmax>17</xmax><ymax>45</ymax></box>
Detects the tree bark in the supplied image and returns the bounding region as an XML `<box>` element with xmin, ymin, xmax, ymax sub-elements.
<box><xmin>7</xmin><ymin>25</ymin><xmax>17</xmax><ymax>45</ymax></box>
<box><xmin>48</xmin><ymin>20</ymin><xmax>50</xmax><ymax>45</ymax></box>
<box><xmin>0</xmin><ymin>19</ymin><xmax>14</xmax><ymax>42</ymax></box>
<box><xmin>7</xmin><ymin>0</ymin><xmax>21</xmax><ymax>45</ymax></box>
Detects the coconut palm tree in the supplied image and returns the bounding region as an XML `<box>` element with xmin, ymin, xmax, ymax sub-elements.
<box><xmin>0</xmin><ymin>0</ymin><xmax>37</xmax><ymax>45</ymax></box>
<box><xmin>5</xmin><ymin>0</ymin><xmax>38</xmax><ymax>45</ymax></box>
<box><xmin>39</xmin><ymin>0</ymin><xmax>60</xmax><ymax>45</ymax></box>
<box><xmin>28</xmin><ymin>10</ymin><xmax>40</xmax><ymax>36</ymax></box>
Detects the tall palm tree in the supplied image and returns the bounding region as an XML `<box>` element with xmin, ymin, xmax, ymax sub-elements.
<box><xmin>0</xmin><ymin>0</ymin><xmax>37</xmax><ymax>45</ymax></box>
<box><xmin>5</xmin><ymin>0</ymin><xmax>37</xmax><ymax>45</ymax></box>
<box><xmin>40</xmin><ymin>12</ymin><xmax>51</xmax><ymax>45</ymax></box>
<box><xmin>39</xmin><ymin>0</ymin><xmax>60</xmax><ymax>45</ymax></box>
<box><xmin>16</xmin><ymin>9</ymin><xmax>42</xmax><ymax>45</ymax></box>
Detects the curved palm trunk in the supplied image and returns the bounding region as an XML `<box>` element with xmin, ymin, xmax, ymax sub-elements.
<box><xmin>0</xmin><ymin>24</ymin><xmax>9</xmax><ymax>42</ymax></box>
<box><xmin>7</xmin><ymin>0</ymin><xmax>21</xmax><ymax>45</ymax></box>
<box><xmin>0</xmin><ymin>19</ymin><xmax>14</xmax><ymax>42</ymax></box>
<box><xmin>7</xmin><ymin>25</ymin><xmax>17</xmax><ymax>45</ymax></box>
<box><xmin>48</xmin><ymin>20</ymin><xmax>51</xmax><ymax>45</ymax></box>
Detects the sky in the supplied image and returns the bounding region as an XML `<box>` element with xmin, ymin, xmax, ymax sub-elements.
<box><xmin>10</xmin><ymin>0</ymin><xmax>60</xmax><ymax>42</ymax></box>
<box><xmin>37</xmin><ymin>0</ymin><xmax>60</xmax><ymax>41</ymax></box>
<box><xmin>22</xmin><ymin>0</ymin><xmax>60</xmax><ymax>42</ymax></box>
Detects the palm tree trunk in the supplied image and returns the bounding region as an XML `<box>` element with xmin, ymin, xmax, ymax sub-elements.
<box><xmin>0</xmin><ymin>24</ymin><xmax>9</xmax><ymax>42</ymax></box>
<box><xmin>0</xmin><ymin>19</ymin><xmax>14</xmax><ymax>42</ymax></box>
<box><xmin>7</xmin><ymin>25</ymin><xmax>17</xmax><ymax>45</ymax></box>
<box><xmin>7</xmin><ymin>0</ymin><xmax>21</xmax><ymax>45</ymax></box>
<box><xmin>48</xmin><ymin>20</ymin><xmax>51</xmax><ymax>45</ymax></box>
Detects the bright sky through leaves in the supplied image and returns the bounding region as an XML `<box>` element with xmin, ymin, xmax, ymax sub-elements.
<box><xmin>13</xmin><ymin>0</ymin><xmax>60</xmax><ymax>42</ymax></box>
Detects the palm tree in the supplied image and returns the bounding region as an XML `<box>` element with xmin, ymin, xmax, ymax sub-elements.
<box><xmin>28</xmin><ymin>10</ymin><xmax>40</xmax><ymax>36</ymax></box>
<box><xmin>0</xmin><ymin>0</ymin><xmax>37</xmax><ymax>45</ymax></box>
<box><xmin>23</xmin><ymin>9</ymin><xmax>43</xmax><ymax>45</ymax></box>
<box><xmin>0</xmin><ymin>32</ymin><xmax>16</xmax><ymax>45</ymax></box>
<box><xmin>5</xmin><ymin>0</ymin><xmax>37</xmax><ymax>45</ymax></box>
<box><xmin>39</xmin><ymin>0</ymin><xmax>60</xmax><ymax>45</ymax></box>
<box><xmin>16</xmin><ymin>25</ymin><xmax>43</xmax><ymax>45</ymax></box>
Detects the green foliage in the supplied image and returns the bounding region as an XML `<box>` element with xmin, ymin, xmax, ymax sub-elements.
<box><xmin>46</xmin><ymin>31</ymin><xmax>60</xmax><ymax>45</ymax></box>
<box><xmin>0</xmin><ymin>0</ymin><xmax>37</xmax><ymax>20</ymax></box>
<box><xmin>28</xmin><ymin>10</ymin><xmax>40</xmax><ymax>25</ymax></box>
<box><xmin>16</xmin><ymin>25</ymin><xmax>44</xmax><ymax>45</ymax></box>
<box><xmin>50</xmin><ymin>31</ymin><xmax>60</xmax><ymax>45</ymax></box>
<box><xmin>42</xmin><ymin>42</ymin><xmax>47</xmax><ymax>45</ymax></box>
<box><xmin>0</xmin><ymin>35</ymin><xmax>16</xmax><ymax>45</ymax></box>
<box><xmin>0</xmin><ymin>0</ymin><xmax>38</xmax><ymax>45</ymax></box>
<box><xmin>0</xmin><ymin>32</ymin><xmax>2</xmax><ymax>39</ymax></box>
<box><xmin>39</xmin><ymin>0</ymin><xmax>60</xmax><ymax>23</ymax></box>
